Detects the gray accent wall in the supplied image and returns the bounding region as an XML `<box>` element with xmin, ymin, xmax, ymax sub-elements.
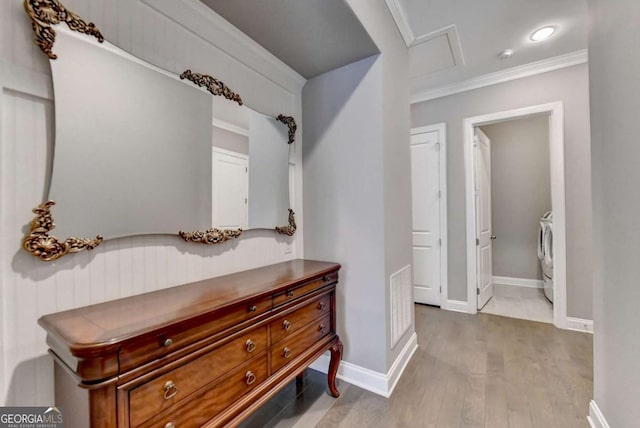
<box><xmin>589</xmin><ymin>0</ymin><xmax>640</xmax><ymax>425</ymax></box>
<box><xmin>411</xmin><ymin>64</ymin><xmax>593</xmax><ymax>320</ymax></box>
<box><xmin>481</xmin><ymin>116</ymin><xmax>551</xmax><ymax>280</ymax></box>
<box><xmin>303</xmin><ymin>56</ymin><xmax>387</xmax><ymax>373</ymax></box>
<box><xmin>304</xmin><ymin>0</ymin><xmax>413</xmax><ymax>374</ymax></box>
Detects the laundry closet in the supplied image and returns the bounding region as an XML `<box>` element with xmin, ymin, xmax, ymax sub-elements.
<box><xmin>477</xmin><ymin>115</ymin><xmax>554</xmax><ymax>323</ymax></box>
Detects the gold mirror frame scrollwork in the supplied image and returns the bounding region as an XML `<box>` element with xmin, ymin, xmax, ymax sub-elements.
<box><xmin>22</xmin><ymin>201</ymin><xmax>103</xmax><ymax>261</ymax></box>
<box><xmin>178</xmin><ymin>228</ymin><xmax>243</xmax><ymax>245</ymax></box>
<box><xmin>276</xmin><ymin>209</ymin><xmax>297</xmax><ymax>236</ymax></box>
<box><xmin>180</xmin><ymin>69</ymin><xmax>243</xmax><ymax>106</ymax></box>
<box><xmin>276</xmin><ymin>115</ymin><xmax>297</xmax><ymax>145</ymax></box>
<box><xmin>21</xmin><ymin>0</ymin><xmax>297</xmax><ymax>262</ymax></box>
<box><xmin>24</xmin><ymin>0</ymin><xmax>104</xmax><ymax>59</ymax></box>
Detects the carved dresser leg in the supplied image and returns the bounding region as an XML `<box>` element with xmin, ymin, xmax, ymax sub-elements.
<box><xmin>328</xmin><ymin>339</ymin><xmax>343</xmax><ymax>398</ymax></box>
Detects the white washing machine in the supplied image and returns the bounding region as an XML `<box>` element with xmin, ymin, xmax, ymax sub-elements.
<box><xmin>537</xmin><ymin>212</ymin><xmax>553</xmax><ymax>303</ymax></box>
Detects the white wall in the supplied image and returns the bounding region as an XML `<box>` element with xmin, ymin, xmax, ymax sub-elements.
<box><xmin>303</xmin><ymin>0</ymin><xmax>413</xmax><ymax>376</ymax></box>
<box><xmin>589</xmin><ymin>0</ymin><xmax>640</xmax><ymax>426</ymax></box>
<box><xmin>411</xmin><ymin>64</ymin><xmax>593</xmax><ymax>320</ymax></box>
<box><xmin>481</xmin><ymin>116</ymin><xmax>551</xmax><ymax>280</ymax></box>
<box><xmin>0</xmin><ymin>0</ymin><xmax>304</xmax><ymax>405</ymax></box>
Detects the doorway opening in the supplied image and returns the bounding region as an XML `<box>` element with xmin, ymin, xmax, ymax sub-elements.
<box><xmin>464</xmin><ymin>102</ymin><xmax>567</xmax><ymax>328</ymax></box>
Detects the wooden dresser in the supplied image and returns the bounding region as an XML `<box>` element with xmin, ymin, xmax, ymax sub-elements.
<box><xmin>39</xmin><ymin>259</ymin><xmax>342</xmax><ymax>428</ymax></box>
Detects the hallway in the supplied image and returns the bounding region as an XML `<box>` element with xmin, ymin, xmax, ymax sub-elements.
<box><xmin>244</xmin><ymin>304</ymin><xmax>593</xmax><ymax>428</ymax></box>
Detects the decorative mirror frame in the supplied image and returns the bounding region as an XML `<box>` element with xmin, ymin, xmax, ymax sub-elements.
<box><xmin>22</xmin><ymin>0</ymin><xmax>297</xmax><ymax>261</ymax></box>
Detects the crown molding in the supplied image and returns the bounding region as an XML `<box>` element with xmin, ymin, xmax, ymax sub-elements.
<box><xmin>141</xmin><ymin>0</ymin><xmax>306</xmax><ymax>94</ymax></box>
<box><xmin>384</xmin><ymin>0</ymin><xmax>415</xmax><ymax>46</ymax></box>
<box><xmin>411</xmin><ymin>49</ymin><xmax>588</xmax><ymax>104</ymax></box>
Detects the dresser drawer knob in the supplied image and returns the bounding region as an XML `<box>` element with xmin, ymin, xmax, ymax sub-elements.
<box><xmin>245</xmin><ymin>339</ymin><xmax>257</xmax><ymax>353</ymax></box>
<box><xmin>164</xmin><ymin>423</ymin><xmax>175</xmax><ymax>428</ymax></box>
<box><xmin>245</xmin><ymin>371</ymin><xmax>256</xmax><ymax>385</ymax></box>
<box><xmin>163</xmin><ymin>380</ymin><xmax>178</xmax><ymax>400</ymax></box>
<box><xmin>283</xmin><ymin>320</ymin><xmax>291</xmax><ymax>331</ymax></box>
<box><xmin>162</xmin><ymin>338</ymin><xmax>173</xmax><ymax>347</ymax></box>
<box><xmin>323</xmin><ymin>275</ymin><xmax>330</xmax><ymax>282</ymax></box>
<box><xmin>318</xmin><ymin>301</ymin><xmax>327</xmax><ymax>311</ymax></box>
<box><xmin>286</xmin><ymin>290</ymin><xmax>294</xmax><ymax>297</ymax></box>
<box><xmin>283</xmin><ymin>347</ymin><xmax>292</xmax><ymax>359</ymax></box>
<box><xmin>319</xmin><ymin>323</ymin><xmax>326</xmax><ymax>333</ymax></box>
<box><xmin>248</xmin><ymin>305</ymin><xmax>258</xmax><ymax>312</ymax></box>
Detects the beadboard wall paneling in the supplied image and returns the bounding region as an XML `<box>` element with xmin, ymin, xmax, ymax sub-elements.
<box><xmin>0</xmin><ymin>0</ymin><xmax>304</xmax><ymax>405</ymax></box>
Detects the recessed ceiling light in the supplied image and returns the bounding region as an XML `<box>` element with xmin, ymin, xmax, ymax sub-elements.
<box><xmin>499</xmin><ymin>49</ymin><xmax>514</xmax><ymax>60</ymax></box>
<box><xmin>530</xmin><ymin>26</ymin><xmax>556</xmax><ymax>42</ymax></box>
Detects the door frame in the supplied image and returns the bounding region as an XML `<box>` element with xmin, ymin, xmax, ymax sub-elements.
<box><xmin>463</xmin><ymin>102</ymin><xmax>567</xmax><ymax>329</ymax></box>
<box><xmin>410</xmin><ymin>123</ymin><xmax>448</xmax><ymax>309</ymax></box>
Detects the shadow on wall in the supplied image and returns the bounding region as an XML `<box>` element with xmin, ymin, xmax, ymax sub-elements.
<box><xmin>12</xmin><ymin>226</ymin><xmax>294</xmax><ymax>282</ymax></box>
<box><xmin>4</xmin><ymin>354</ymin><xmax>53</xmax><ymax>406</ymax></box>
<box><xmin>302</xmin><ymin>54</ymin><xmax>380</xmax><ymax>156</ymax></box>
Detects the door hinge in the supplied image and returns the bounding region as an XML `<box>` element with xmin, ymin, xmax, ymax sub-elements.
<box><xmin>440</xmin><ymin>286</ymin><xmax>442</xmax><ymax>294</ymax></box>
<box><xmin>476</xmin><ymin>238</ymin><xmax>479</xmax><ymax>246</ymax></box>
<box><xmin>435</xmin><ymin>142</ymin><xmax>441</xmax><ymax>151</ymax></box>
<box><xmin>477</xmin><ymin>288</ymin><xmax>480</xmax><ymax>295</ymax></box>
<box><xmin>437</xmin><ymin>190</ymin><xmax>441</xmax><ymax>199</ymax></box>
<box><xmin>439</xmin><ymin>238</ymin><xmax>442</xmax><ymax>246</ymax></box>
<box><xmin>245</xmin><ymin>167</ymin><xmax>248</xmax><ymax>173</ymax></box>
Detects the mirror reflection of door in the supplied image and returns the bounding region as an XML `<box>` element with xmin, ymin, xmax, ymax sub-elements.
<box><xmin>212</xmin><ymin>148</ymin><xmax>248</xmax><ymax>230</ymax></box>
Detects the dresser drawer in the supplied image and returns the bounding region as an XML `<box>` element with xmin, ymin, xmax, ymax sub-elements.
<box><xmin>271</xmin><ymin>314</ymin><xmax>331</xmax><ymax>374</ymax></box>
<box><xmin>128</xmin><ymin>326</ymin><xmax>267</xmax><ymax>427</ymax></box>
<box><xmin>118</xmin><ymin>296</ymin><xmax>271</xmax><ymax>373</ymax></box>
<box><xmin>270</xmin><ymin>293</ymin><xmax>331</xmax><ymax>344</ymax></box>
<box><xmin>141</xmin><ymin>355</ymin><xmax>268</xmax><ymax>428</ymax></box>
<box><xmin>273</xmin><ymin>272</ymin><xmax>337</xmax><ymax>307</ymax></box>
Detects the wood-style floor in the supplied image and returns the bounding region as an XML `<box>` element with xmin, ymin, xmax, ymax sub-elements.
<box><xmin>241</xmin><ymin>304</ymin><xmax>593</xmax><ymax>428</ymax></box>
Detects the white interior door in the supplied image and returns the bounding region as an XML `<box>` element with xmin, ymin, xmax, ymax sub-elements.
<box><xmin>475</xmin><ymin>128</ymin><xmax>493</xmax><ymax>309</ymax></box>
<box><xmin>212</xmin><ymin>148</ymin><xmax>248</xmax><ymax>229</ymax></box>
<box><xmin>410</xmin><ymin>130</ymin><xmax>442</xmax><ymax>306</ymax></box>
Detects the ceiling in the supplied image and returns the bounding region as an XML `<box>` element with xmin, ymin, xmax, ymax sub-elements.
<box><xmin>390</xmin><ymin>0</ymin><xmax>588</xmax><ymax>93</ymax></box>
<box><xmin>200</xmin><ymin>0</ymin><xmax>379</xmax><ymax>80</ymax></box>
<box><xmin>200</xmin><ymin>0</ymin><xmax>587</xmax><ymax>91</ymax></box>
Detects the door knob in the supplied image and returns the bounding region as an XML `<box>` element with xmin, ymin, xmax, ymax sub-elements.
<box><xmin>490</xmin><ymin>235</ymin><xmax>496</xmax><ymax>240</ymax></box>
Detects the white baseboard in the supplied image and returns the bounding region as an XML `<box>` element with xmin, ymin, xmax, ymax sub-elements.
<box><xmin>444</xmin><ymin>299</ymin><xmax>470</xmax><ymax>313</ymax></box>
<box><xmin>309</xmin><ymin>332</ymin><xmax>418</xmax><ymax>398</ymax></box>
<box><xmin>492</xmin><ymin>276</ymin><xmax>543</xmax><ymax>288</ymax></box>
<box><xmin>588</xmin><ymin>400</ymin><xmax>610</xmax><ymax>428</ymax></box>
<box><xmin>566</xmin><ymin>317</ymin><xmax>594</xmax><ymax>334</ymax></box>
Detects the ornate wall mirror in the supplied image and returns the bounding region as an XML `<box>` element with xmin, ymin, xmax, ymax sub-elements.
<box><xmin>22</xmin><ymin>0</ymin><xmax>297</xmax><ymax>261</ymax></box>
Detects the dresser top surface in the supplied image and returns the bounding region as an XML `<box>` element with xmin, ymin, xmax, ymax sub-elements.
<box><xmin>38</xmin><ymin>259</ymin><xmax>340</xmax><ymax>352</ymax></box>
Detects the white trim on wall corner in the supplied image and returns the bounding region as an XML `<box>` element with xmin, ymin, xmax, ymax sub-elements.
<box><xmin>492</xmin><ymin>276</ymin><xmax>543</xmax><ymax>288</ymax></box>
<box><xmin>411</xmin><ymin>50</ymin><xmax>588</xmax><ymax>104</ymax></box>
<box><xmin>384</xmin><ymin>0</ymin><xmax>415</xmax><ymax>46</ymax></box>
<box><xmin>444</xmin><ymin>300</ymin><xmax>470</xmax><ymax>314</ymax></box>
<box><xmin>309</xmin><ymin>332</ymin><xmax>418</xmax><ymax>398</ymax></box>
<box><xmin>566</xmin><ymin>317</ymin><xmax>594</xmax><ymax>334</ymax></box>
<box><xmin>588</xmin><ymin>400</ymin><xmax>610</xmax><ymax>428</ymax></box>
